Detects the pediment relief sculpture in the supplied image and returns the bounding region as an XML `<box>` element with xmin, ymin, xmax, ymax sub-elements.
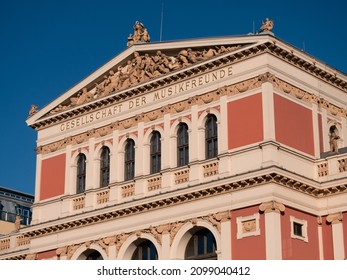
<box><xmin>48</xmin><ymin>44</ymin><xmax>242</xmax><ymax>116</ymax></box>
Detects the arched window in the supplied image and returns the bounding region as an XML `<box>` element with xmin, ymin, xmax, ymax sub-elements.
<box><xmin>177</xmin><ymin>123</ymin><xmax>189</xmax><ymax>167</ymax></box>
<box><xmin>100</xmin><ymin>147</ymin><xmax>110</xmax><ymax>187</ymax></box>
<box><xmin>131</xmin><ymin>240</ymin><xmax>158</xmax><ymax>260</ymax></box>
<box><xmin>150</xmin><ymin>131</ymin><xmax>161</xmax><ymax>174</ymax></box>
<box><xmin>185</xmin><ymin>228</ymin><xmax>217</xmax><ymax>260</ymax></box>
<box><xmin>76</xmin><ymin>154</ymin><xmax>86</xmax><ymax>193</ymax></box>
<box><xmin>205</xmin><ymin>114</ymin><xmax>218</xmax><ymax>159</ymax></box>
<box><xmin>85</xmin><ymin>250</ymin><xmax>103</xmax><ymax>260</ymax></box>
<box><xmin>124</xmin><ymin>139</ymin><xmax>135</xmax><ymax>181</ymax></box>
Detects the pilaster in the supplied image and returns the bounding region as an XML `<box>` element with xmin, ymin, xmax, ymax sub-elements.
<box><xmin>259</xmin><ymin>201</ymin><xmax>285</xmax><ymax>260</ymax></box>
<box><xmin>327</xmin><ymin>212</ymin><xmax>345</xmax><ymax>260</ymax></box>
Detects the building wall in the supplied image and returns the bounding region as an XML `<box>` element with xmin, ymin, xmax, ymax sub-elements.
<box><xmin>274</xmin><ymin>94</ymin><xmax>315</xmax><ymax>156</ymax></box>
<box><xmin>231</xmin><ymin>206</ymin><xmax>266</xmax><ymax>260</ymax></box>
<box><xmin>281</xmin><ymin>207</ymin><xmax>319</xmax><ymax>260</ymax></box>
<box><xmin>40</xmin><ymin>153</ymin><xmax>66</xmax><ymax>200</ymax></box>
<box><xmin>227</xmin><ymin>93</ymin><xmax>263</xmax><ymax>150</ymax></box>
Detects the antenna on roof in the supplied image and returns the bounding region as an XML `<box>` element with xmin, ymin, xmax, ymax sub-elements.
<box><xmin>160</xmin><ymin>2</ymin><xmax>164</xmax><ymax>41</ymax></box>
<box><xmin>253</xmin><ymin>20</ymin><xmax>255</xmax><ymax>34</ymax></box>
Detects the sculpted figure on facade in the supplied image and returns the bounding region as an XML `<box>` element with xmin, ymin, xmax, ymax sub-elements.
<box><xmin>329</xmin><ymin>125</ymin><xmax>340</xmax><ymax>153</ymax></box>
<box><xmin>260</xmin><ymin>18</ymin><xmax>274</xmax><ymax>32</ymax></box>
<box><xmin>29</xmin><ymin>104</ymin><xmax>38</xmax><ymax>116</ymax></box>
<box><xmin>127</xmin><ymin>21</ymin><xmax>150</xmax><ymax>47</ymax></box>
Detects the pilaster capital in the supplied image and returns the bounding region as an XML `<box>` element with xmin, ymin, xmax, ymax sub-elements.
<box><xmin>326</xmin><ymin>212</ymin><xmax>343</xmax><ymax>224</ymax></box>
<box><xmin>259</xmin><ymin>200</ymin><xmax>285</xmax><ymax>214</ymax></box>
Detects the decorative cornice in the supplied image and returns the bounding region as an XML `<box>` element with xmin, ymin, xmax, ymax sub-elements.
<box><xmin>259</xmin><ymin>200</ymin><xmax>285</xmax><ymax>214</ymax></box>
<box><xmin>19</xmin><ymin>172</ymin><xmax>347</xmax><ymax>240</ymax></box>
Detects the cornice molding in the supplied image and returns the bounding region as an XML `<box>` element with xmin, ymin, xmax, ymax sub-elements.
<box><xmin>17</xmin><ymin>172</ymin><xmax>347</xmax><ymax>239</ymax></box>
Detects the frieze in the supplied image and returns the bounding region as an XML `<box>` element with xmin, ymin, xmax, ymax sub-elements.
<box><xmin>36</xmin><ymin>72</ymin><xmax>347</xmax><ymax>155</ymax></box>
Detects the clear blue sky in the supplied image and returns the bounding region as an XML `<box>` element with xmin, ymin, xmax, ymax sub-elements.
<box><xmin>1</xmin><ymin>0</ymin><xmax>346</xmax><ymax>195</ymax></box>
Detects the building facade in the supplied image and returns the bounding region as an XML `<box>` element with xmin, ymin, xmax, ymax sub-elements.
<box><xmin>1</xmin><ymin>22</ymin><xmax>347</xmax><ymax>260</ymax></box>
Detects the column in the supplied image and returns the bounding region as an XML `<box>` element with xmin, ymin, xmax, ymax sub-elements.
<box><xmin>259</xmin><ymin>201</ymin><xmax>285</xmax><ymax>260</ymax></box>
<box><xmin>220</xmin><ymin>214</ymin><xmax>232</xmax><ymax>260</ymax></box>
<box><xmin>327</xmin><ymin>212</ymin><xmax>345</xmax><ymax>260</ymax></box>
<box><xmin>317</xmin><ymin>216</ymin><xmax>324</xmax><ymax>260</ymax></box>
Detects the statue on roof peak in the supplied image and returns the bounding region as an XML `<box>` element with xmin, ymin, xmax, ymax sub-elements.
<box><xmin>127</xmin><ymin>21</ymin><xmax>150</xmax><ymax>47</ymax></box>
<box><xmin>260</xmin><ymin>18</ymin><xmax>274</xmax><ymax>33</ymax></box>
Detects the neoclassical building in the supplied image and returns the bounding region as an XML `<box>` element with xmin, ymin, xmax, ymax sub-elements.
<box><xmin>1</xmin><ymin>20</ymin><xmax>347</xmax><ymax>260</ymax></box>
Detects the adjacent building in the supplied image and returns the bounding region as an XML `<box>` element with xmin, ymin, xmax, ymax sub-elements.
<box><xmin>1</xmin><ymin>20</ymin><xmax>347</xmax><ymax>260</ymax></box>
<box><xmin>0</xmin><ymin>187</ymin><xmax>33</xmax><ymax>235</ymax></box>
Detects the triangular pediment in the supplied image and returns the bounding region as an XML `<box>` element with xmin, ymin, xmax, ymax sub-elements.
<box><xmin>31</xmin><ymin>31</ymin><xmax>347</xmax><ymax>130</ymax></box>
<box><xmin>27</xmin><ymin>35</ymin><xmax>273</xmax><ymax>128</ymax></box>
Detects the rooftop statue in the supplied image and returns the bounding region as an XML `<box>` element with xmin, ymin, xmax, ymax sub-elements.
<box><xmin>260</xmin><ymin>18</ymin><xmax>274</xmax><ymax>32</ymax></box>
<box><xmin>127</xmin><ymin>21</ymin><xmax>150</xmax><ymax>47</ymax></box>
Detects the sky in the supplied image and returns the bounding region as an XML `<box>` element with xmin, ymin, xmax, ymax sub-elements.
<box><xmin>0</xmin><ymin>0</ymin><xmax>346</xmax><ymax>195</ymax></box>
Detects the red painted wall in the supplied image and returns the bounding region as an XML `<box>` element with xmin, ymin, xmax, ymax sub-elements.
<box><xmin>40</xmin><ymin>154</ymin><xmax>66</xmax><ymax>200</ymax></box>
<box><xmin>281</xmin><ymin>207</ymin><xmax>319</xmax><ymax>259</ymax></box>
<box><xmin>227</xmin><ymin>93</ymin><xmax>263</xmax><ymax>149</ymax></box>
<box><xmin>37</xmin><ymin>249</ymin><xmax>57</xmax><ymax>260</ymax></box>
<box><xmin>231</xmin><ymin>206</ymin><xmax>266</xmax><ymax>260</ymax></box>
<box><xmin>274</xmin><ymin>94</ymin><xmax>314</xmax><ymax>156</ymax></box>
<box><xmin>321</xmin><ymin>216</ymin><xmax>334</xmax><ymax>260</ymax></box>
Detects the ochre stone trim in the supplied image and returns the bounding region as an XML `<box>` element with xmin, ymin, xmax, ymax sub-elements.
<box><xmin>259</xmin><ymin>200</ymin><xmax>285</xmax><ymax>214</ymax></box>
<box><xmin>20</xmin><ymin>172</ymin><xmax>347</xmax><ymax>240</ymax></box>
<box><xmin>326</xmin><ymin>212</ymin><xmax>343</xmax><ymax>224</ymax></box>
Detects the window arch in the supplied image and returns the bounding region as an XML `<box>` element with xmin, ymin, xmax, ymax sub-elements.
<box><xmin>177</xmin><ymin>123</ymin><xmax>189</xmax><ymax>167</ymax></box>
<box><xmin>150</xmin><ymin>131</ymin><xmax>161</xmax><ymax>174</ymax></box>
<box><xmin>205</xmin><ymin>114</ymin><xmax>218</xmax><ymax>159</ymax></box>
<box><xmin>100</xmin><ymin>147</ymin><xmax>110</xmax><ymax>187</ymax></box>
<box><xmin>124</xmin><ymin>139</ymin><xmax>135</xmax><ymax>181</ymax></box>
<box><xmin>76</xmin><ymin>153</ymin><xmax>87</xmax><ymax>193</ymax></box>
<box><xmin>85</xmin><ymin>250</ymin><xmax>103</xmax><ymax>260</ymax></box>
<box><xmin>131</xmin><ymin>240</ymin><xmax>158</xmax><ymax>260</ymax></box>
<box><xmin>185</xmin><ymin>228</ymin><xmax>217</xmax><ymax>260</ymax></box>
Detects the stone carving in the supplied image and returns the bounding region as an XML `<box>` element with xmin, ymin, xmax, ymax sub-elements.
<box><xmin>29</xmin><ymin>104</ymin><xmax>38</xmax><ymax>116</ymax></box>
<box><xmin>329</xmin><ymin>125</ymin><xmax>340</xmax><ymax>153</ymax></box>
<box><xmin>127</xmin><ymin>21</ymin><xmax>150</xmax><ymax>47</ymax></box>
<box><xmin>326</xmin><ymin>212</ymin><xmax>343</xmax><ymax>224</ymax></box>
<box><xmin>259</xmin><ymin>200</ymin><xmax>285</xmax><ymax>214</ymax></box>
<box><xmin>260</xmin><ymin>18</ymin><xmax>274</xmax><ymax>32</ymax></box>
<box><xmin>25</xmin><ymin>253</ymin><xmax>37</xmax><ymax>260</ymax></box>
<box><xmin>242</xmin><ymin>219</ymin><xmax>257</xmax><ymax>233</ymax></box>
<box><xmin>48</xmin><ymin>44</ymin><xmax>241</xmax><ymax>115</ymax></box>
<box><xmin>204</xmin><ymin>211</ymin><xmax>230</xmax><ymax>232</ymax></box>
<box><xmin>14</xmin><ymin>215</ymin><xmax>21</xmax><ymax>231</ymax></box>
